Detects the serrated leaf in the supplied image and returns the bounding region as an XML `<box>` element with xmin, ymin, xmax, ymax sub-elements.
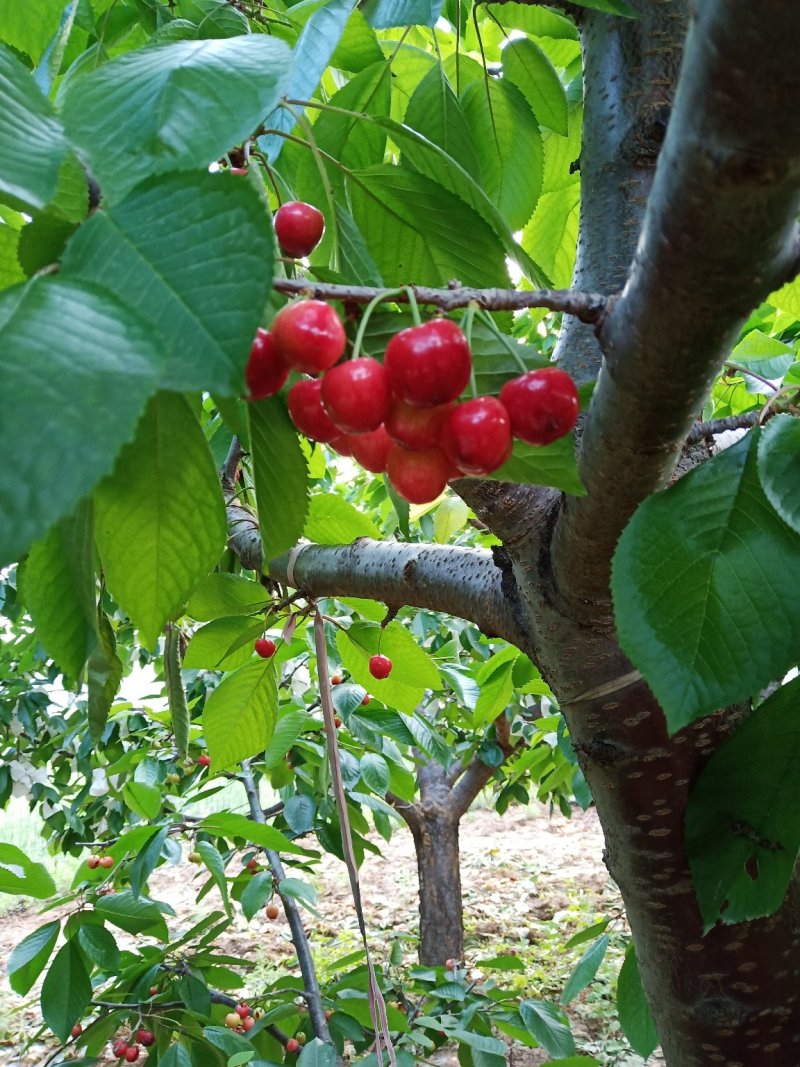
<box><xmin>360</xmin><ymin>752</ymin><xmax>390</xmax><ymax>795</ymax></box>
<box><xmin>616</xmin><ymin>943</ymin><xmax>658</xmax><ymax>1058</ymax></box>
<box><xmin>62</xmin><ymin>36</ymin><xmax>291</xmax><ymax>202</ymax></box>
<box><xmin>77</xmin><ymin>924</ymin><xmax>120</xmax><ymax>971</ymax></box>
<box><xmin>336</xmin><ymin>620</ymin><xmax>441</xmax><ymax>714</ymax></box>
<box><xmin>95</xmin><ymin>890</ymin><xmax>169</xmax><ymax>939</ymax></box>
<box><xmin>122</xmin><ymin>782</ymin><xmax>163</xmax><ymax>821</ymax></box>
<box><xmin>0</xmin><ymin>0</ymin><xmax>64</xmax><ymax>63</ymax></box>
<box><xmin>196</xmin><ymin>841</ymin><xmax>231</xmax><ymax>918</ymax></box>
<box><xmin>404</xmin><ymin>63</ymin><xmax>480</xmax><ymax>175</ymax></box>
<box><xmin>433</xmin><ymin>496</ymin><xmax>469</xmax><ymax>543</ymax></box>
<box><xmin>297</xmin><ymin>1039</ymin><xmax>339</xmax><ymax>1067</ymax></box>
<box><xmin>61</xmin><ymin>172</ymin><xmax>274</xmax><ymax>395</ymax></box>
<box><xmin>0</xmin><ymin>45</ymin><xmax>67</xmax><ymax>211</ymax></box>
<box><xmin>16</xmin><ymin>211</ymin><xmax>78</xmax><ymax>276</ymax></box>
<box><xmin>757</xmin><ymin>414</ymin><xmax>800</xmax><ymax>534</ymax></box>
<box><xmin>241</xmin><ymin>870</ymin><xmax>274</xmax><ymax>921</ymax></box>
<box><xmin>264</xmin><ymin>709</ymin><xmax>313</xmax><ymax>768</ymax></box>
<box><xmin>184</xmin><ymin>616</ymin><xmax>264</xmax><ymax>671</ymax></box>
<box><xmin>0</xmin><ymin>225</ymin><xmax>24</xmax><ymax>290</ymax></box>
<box><xmin>94</xmin><ymin>392</ymin><xmax>226</xmax><ymax>647</ymax></box>
<box><xmin>250</xmin><ymin>396</ymin><xmax>310</xmax><ymax>562</ymax></box>
<box><xmin>165</xmin><ymin>627</ymin><xmax>190</xmax><ymax>760</ymax></box>
<box><xmin>18</xmin><ymin>500</ymin><xmax>96</xmax><ymax>680</ymax></box>
<box><xmin>612</xmin><ymin>430</ymin><xmax>800</xmax><ymax>731</ymax></box>
<box><xmin>502</xmin><ymin>37</ymin><xmax>568</xmax><ymax>135</ymax></box>
<box><xmin>41</xmin><ymin>939</ymin><xmax>91</xmax><ymax>1042</ymax></box>
<box><xmin>87</xmin><ymin>609</ymin><xmax>123</xmax><ymax>742</ymax></box>
<box><xmin>187</xmin><ymin>573</ymin><xmax>269</xmax><ymax>620</ymax></box>
<box><xmin>0</xmin><ymin>276</ymin><xmax>161</xmax><ymax>565</ymax></box>
<box><xmin>158</xmin><ymin>1047</ymin><xmax>193</xmax><ymax>1067</ymax></box>
<box><xmin>200</xmin><ymin>812</ymin><xmax>309</xmax><ymax>856</ymax></box>
<box><xmin>362</xmin><ymin>0</ymin><xmax>442</xmax><ymax>28</ymax></box>
<box><xmin>304</xmin><ymin>493</ymin><xmax>379</xmax><ymax>543</ymax></box>
<box><xmin>561</xmin><ymin>935</ymin><xmax>608</xmax><ymax>1004</ymax></box>
<box><xmin>450</xmin><ymin>1031</ymin><xmax>507</xmax><ymax>1056</ymax></box>
<box><xmin>202</xmin><ymin>659</ymin><xmax>278</xmax><ymax>770</ymax></box>
<box><xmin>129</xmin><ymin>827</ymin><xmax>169</xmax><ymax>899</ymax></box>
<box><xmin>284</xmin><ymin>795</ymin><xmax>317</xmax><ymax>834</ymax></box>
<box><xmin>519</xmin><ymin>999</ymin><xmax>575</xmax><ymax>1058</ymax></box>
<box><xmin>522</xmin><ymin>181</ymin><xmax>580</xmax><ymax>289</ymax></box>
<box><xmin>473</xmin><ymin>660</ymin><xmax>514</xmax><ymax>728</ymax></box>
<box><xmin>9</xmin><ymin>921</ymin><xmax>60</xmax><ymax>996</ymax></box>
<box><xmin>564</xmin><ymin>918</ymin><xmax>610</xmax><ymax>950</ymax></box>
<box><xmin>492</xmin><ymin>436</ymin><xmax>585</xmax><ymax>494</ymax></box>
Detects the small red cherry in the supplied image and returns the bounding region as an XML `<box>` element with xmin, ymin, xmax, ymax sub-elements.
<box><xmin>361</xmin><ymin>694</ymin><xmax>371</xmax><ymax>706</ymax></box>
<box><xmin>71</xmin><ymin>1023</ymin><xmax>83</xmax><ymax>1038</ymax></box>
<box><xmin>246</xmin><ymin>328</ymin><xmax>289</xmax><ymax>400</ymax></box>
<box><xmin>499</xmin><ymin>368</ymin><xmax>579</xmax><ymax>446</ymax></box>
<box><xmin>321</xmin><ymin>358</ymin><xmax>389</xmax><ymax>433</ymax></box>
<box><xmin>272</xmin><ymin>301</ymin><xmax>346</xmax><ymax>375</ymax></box>
<box><xmin>287</xmin><ymin>379</ymin><xmax>339</xmax><ymax>443</ymax></box>
<box><xmin>329</xmin><ymin>433</ymin><xmax>353</xmax><ymax>456</ymax></box>
<box><xmin>246</xmin><ymin>857</ymin><xmax>259</xmax><ymax>872</ymax></box>
<box><xmin>98</xmin><ymin>855</ymin><xmax>114</xmax><ymax>869</ymax></box>
<box><xmin>368</xmin><ymin>654</ymin><xmax>393</xmax><ymax>679</ymax></box>
<box><xmin>385</xmin><ymin>398</ymin><xmax>455</xmax><ymax>450</ymax></box>
<box><xmin>440</xmin><ymin>397</ymin><xmax>512</xmax><ymax>476</ymax></box>
<box><xmin>255</xmin><ymin>637</ymin><xmax>276</xmax><ymax>658</ymax></box>
<box><xmin>242</xmin><ymin>1015</ymin><xmax>256</xmax><ymax>1031</ymax></box>
<box><xmin>125</xmin><ymin>1047</ymin><xmax>140</xmax><ymax>1063</ymax></box>
<box><xmin>112</xmin><ymin>1039</ymin><xmax>128</xmax><ymax>1058</ymax></box>
<box><xmin>198</xmin><ymin>754</ymin><xmax>211</xmax><ymax>767</ymax></box>
<box><xmin>236</xmin><ymin>1003</ymin><xmax>251</xmax><ymax>1019</ymax></box>
<box><xmin>274</xmin><ymin>201</ymin><xmax>325</xmax><ymax>259</ymax></box>
<box><xmin>347</xmin><ymin>424</ymin><xmax>393</xmax><ymax>473</ymax></box>
<box><xmin>384</xmin><ymin>319</ymin><xmax>472</xmax><ymax>407</ymax></box>
<box><xmin>286</xmin><ymin>1038</ymin><xmax>300</xmax><ymax>1053</ymax></box>
<box><xmin>334</xmin><ymin>715</ymin><xmax>342</xmax><ymax>728</ymax></box>
<box><xmin>266</xmin><ymin>901</ymin><xmax>280</xmax><ymax>920</ymax></box>
<box><xmin>386</xmin><ymin>444</ymin><xmax>453</xmax><ymax>504</ymax></box>
<box><xmin>87</xmin><ymin>855</ymin><xmax>100</xmax><ymax>869</ymax></box>
<box><xmin>331</xmin><ymin>673</ymin><xmax>344</xmax><ymax>685</ymax></box>
<box><xmin>135</xmin><ymin>1029</ymin><xmax>155</xmax><ymax>1047</ymax></box>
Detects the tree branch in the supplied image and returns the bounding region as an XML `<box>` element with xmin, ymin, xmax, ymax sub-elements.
<box><xmin>551</xmin><ymin>0</ymin><xmax>800</xmax><ymax>611</ymax></box>
<box><xmin>684</xmin><ymin>411</ymin><xmax>759</xmax><ymax>446</ymax></box>
<box><xmin>273</xmin><ymin>277</ymin><xmax>607</xmax><ymax>325</ymax></box>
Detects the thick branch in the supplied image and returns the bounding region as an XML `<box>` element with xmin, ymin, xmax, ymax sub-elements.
<box><xmin>273</xmin><ymin>277</ymin><xmax>607</xmax><ymax>325</ymax></box>
<box><xmin>552</xmin><ymin>0</ymin><xmax>800</xmax><ymax>611</ymax></box>
<box><xmin>269</xmin><ymin>540</ymin><xmax>529</xmax><ymax>647</ymax></box>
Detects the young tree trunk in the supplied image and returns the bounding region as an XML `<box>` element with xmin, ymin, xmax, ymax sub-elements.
<box><xmin>410</xmin><ymin>807</ymin><xmax>464</xmax><ymax>966</ymax></box>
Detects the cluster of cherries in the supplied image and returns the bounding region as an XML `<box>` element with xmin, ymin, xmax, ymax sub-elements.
<box><xmin>109</xmin><ymin>1028</ymin><xmax>155</xmax><ymax>1062</ymax></box>
<box><xmin>246</xmin><ymin>201</ymin><xmax>580</xmax><ymax>505</ymax></box>
<box><xmin>224</xmin><ymin>1001</ymin><xmax>258</xmax><ymax>1034</ymax></box>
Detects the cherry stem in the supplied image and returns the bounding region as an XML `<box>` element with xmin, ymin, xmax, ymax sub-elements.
<box><xmin>351</xmin><ymin>287</ymin><xmax>406</xmax><ymax>360</ymax></box>
<box><xmin>478</xmin><ymin>309</ymin><xmax>529</xmax><ymax>373</ymax></box>
<box><xmin>405</xmin><ymin>286</ymin><xmax>422</xmax><ymax>327</ymax></box>
<box><xmin>723</xmin><ymin>360</ymin><xmax>781</xmax><ymax>393</ymax></box>
<box><xmin>279</xmin><ymin>102</ymin><xmax>340</xmax><ymax>272</ymax></box>
<box><xmin>461</xmin><ymin>302</ymin><xmax>479</xmax><ymax>398</ymax></box>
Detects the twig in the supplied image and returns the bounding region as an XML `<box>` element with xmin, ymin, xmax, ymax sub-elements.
<box><xmin>90</xmin><ymin>995</ymin><xmax>288</xmax><ymax>1044</ymax></box>
<box><xmin>273</xmin><ymin>278</ymin><xmax>607</xmax><ymax>325</ymax></box>
<box><xmin>685</xmin><ymin>411</ymin><xmax>760</xmax><ymax>445</ymax></box>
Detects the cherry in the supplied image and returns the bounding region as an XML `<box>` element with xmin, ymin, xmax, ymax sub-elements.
<box><xmin>245</xmin><ymin>328</ymin><xmax>289</xmax><ymax>400</ymax></box>
<box><xmin>324</xmin><ymin>1009</ymin><xmax>333</xmax><ymax>1021</ymax></box>
<box><xmin>274</xmin><ymin>201</ymin><xmax>325</xmax><ymax>259</ymax></box>
<box><xmin>272</xmin><ymin>300</ymin><xmax>345</xmax><ymax>375</ymax></box>
<box><xmin>87</xmin><ymin>855</ymin><xmax>100</xmax><ymax>870</ymax></box>
<box><xmin>189</xmin><ymin>851</ymin><xmax>202</xmax><ymax>864</ymax></box>
<box><xmin>384</xmin><ymin>319</ymin><xmax>472</xmax><ymax>407</ymax></box>
<box><xmin>112</xmin><ymin>1039</ymin><xmax>128</xmax><ymax>1058</ymax></box>
<box><xmin>369</xmin><ymin>655</ymin><xmax>393</xmax><ymax>679</ymax></box>
<box><xmin>330</xmin><ymin>673</ymin><xmax>344</xmax><ymax>685</ymax></box>
<box><xmin>329</xmin><ymin>433</ymin><xmax>352</xmax><ymax>457</ymax></box>
<box><xmin>385</xmin><ymin>399</ymin><xmax>455</xmax><ymax>450</ymax></box>
<box><xmin>266</xmin><ymin>902</ymin><xmax>280</xmax><ymax>920</ymax></box>
<box><xmin>225</xmin><ymin>1012</ymin><xmax>241</xmax><ymax>1029</ymax></box>
<box><xmin>125</xmin><ymin>1047</ymin><xmax>140</xmax><ymax>1063</ymax></box>
<box><xmin>198</xmin><ymin>754</ymin><xmax>211</xmax><ymax>767</ymax></box>
<box><xmin>321</xmin><ymin>358</ymin><xmax>389</xmax><ymax>433</ymax></box>
<box><xmin>255</xmin><ymin>637</ymin><xmax>276</xmax><ymax>658</ymax></box>
<box><xmin>135</xmin><ymin>1029</ymin><xmax>155</xmax><ymax>1046</ymax></box>
<box><xmin>242</xmin><ymin>1016</ymin><xmax>256</xmax><ymax>1031</ymax></box>
<box><xmin>246</xmin><ymin>857</ymin><xmax>259</xmax><ymax>872</ymax></box>
<box><xmin>347</xmin><ymin>425</ymin><xmax>393</xmax><ymax>473</ymax></box>
<box><xmin>98</xmin><ymin>855</ymin><xmax>114</xmax><ymax>869</ymax></box>
<box><xmin>387</xmin><ymin>444</ymin><xmax>453</xmax><ymax>504</ymax></box>
<box><xmin>149</xmin><ymin>986</ymin><xmax>160</xmax><ymax>997</ymax></box>
<box><xmin>440</xmin><ymin>397</ymin><xmax>512</xmax><ymax>476</ymax></box>
<box><xmin>71</xmin><ymin>1023</ymin><xmax>83</xmax><ymax>1038</ymax></box>
<box><xmin>286</xmin><ymin>1038</ymin><xmax>300</xmax><ymax>1053</ymax></box>
<box><xmin>499</xmin><ymin>368</ymin><xmax>579</xmax><ymax>446</ymax></box>
<box><xmin>334</xmin><ymin>715</ymin><xmax>342</xmax><ymax>728</ymax></box>
<box><xmin>287</xmin><ymin>379</ymin><xmax>339</xmax><ymax>443</ymax></box>
<box><xmin>445</xmin><ymin>958</ymin><xmax>456</xmax><ymax>969</ymax></box>
<box><xmin>361</xmin><ymin>694</ymin><xmax>371</xmax><ymax>706</ymax></box>
<box><xmin>236</xmin><ymin>1003</ymin><xmax>251</xmax><ymax>1019</ymax></box>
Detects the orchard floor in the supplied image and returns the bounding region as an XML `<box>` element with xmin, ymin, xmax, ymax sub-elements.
<box><xmin>0</xmin><ymin>804</ymin><xmax>665</xmax><ymax>1066</ymax></box>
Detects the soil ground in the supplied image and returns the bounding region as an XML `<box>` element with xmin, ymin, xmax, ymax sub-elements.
<box><xmin>0</xmin><ymin>804</ymin><xmax>665</xmax><ymax>1066</ymax></box>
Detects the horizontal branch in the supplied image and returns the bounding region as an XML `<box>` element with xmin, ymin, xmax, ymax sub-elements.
<box><xmin>273</xmin><ymin>277</ymin><xmax>607</xmax><ymax>326</ymax></box>
<box><xmin>685</xmin><ymin>411</ymin><xmax>759</xmax><ymax>445</ymax></box>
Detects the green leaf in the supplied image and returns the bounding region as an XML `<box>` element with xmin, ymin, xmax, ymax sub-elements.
<box><xmin>122</xmin><ymin>782</ymin><xmax>163</xmax><ymax>821</ymax></box>
<box><xmin>241</xmin><ymin>871</ymin><xmax>274</xmax><ymax>921</ymax></box>
<box><xmin>250</xmin><ymin>396</ymin><xmax>310</xmax><ymax>563</ymax></box>
<box><xmin>519</xmin><ymin>999</ymin><xmax>575</xmax><ymax>1059</ymax></box>
<box><xmin>94</xmin><ymin>392</ymin><xmax>227</xmax><ymax>647</ymax></box>
<box><xmin>264</xmin><ymin>709</ymin><xmax>313</xmax><ymax>768</ymax></box>
<box><xmin>62</xmin><ymin>36</ymin><xmax>291</xmax><ymax>202</ymax></box>
<box><xmin>87</xmin><ymin>608</ymin><xmax>122</xmax><ymax>741</ymax></box>
<box><xmin>616</xmin><ymin>943</ymin><xmax>658</xmax><ymax>1059</ymax></box>
<box><xmin>336</xmin><ymin>620</ymin><xmax>441</xmax><ymax>714</ymax></box>
<box><xmin>0</xmin><ymin>225</ymin><xmax>24</xmax><ymax>289</ymax></box>
<box><xmin>475</xmin><ymin>954</ymin><xmax>526</xmax><ymax>971</ymax></box>
<box><xmin>561</xmin><ymin>935</ymin><xmax>608</xmax><ymax>1004</ymax></box>
<box><xmin>686</xmin><ymin>677</ymin><xmax>800</xmax><ymax>929</ymax></box>
<box><xmin>41</xmin><ymin>939</ymin><xmax>92</xmax><ymax>1042</ymax></box>
<box><xmin>461</xmin><ymin>78</ymin><xmax>543</xmax><ymax>231</ymax></box>
<box><xmin>184</xmin><ymin>616</ymin><xmax>264</xmax><ymax>671</ymax></box>
<box><xmin>18</xmin><ymin>500</ymin><xmax>97</xmax><ymax>680</ymax></box>
<box><xmin>360</xmin><ymin>752</ymin><xmax>390</xmax><ymax>795</ymax></box>
<box><xmin>404</xmin><ymin>63</ymin><xmax>480</xmax><ymax>175</ymax></box>
<box><xmin>200</xmin><ymin>812</ymin><xmax>309</xmax><ymax>856</ymax></box>
<box><xmin>350</xmin><ymin>165</ymin><xmax>509</xmax><ymax>288</ymax></box>
<box><xmin>77</xmin><ymin>924</ymin><xmax>120</xmax><ymax>971</ymax></box>
<box><xmin>522</xmin><ymin>181</ymin><xmax>580</xmax><ymax>289</ymax></box>
<box><xmin>129</xmin><ymin>827</ymin><xmax>169</xmax><ymax>899</ymax></box>
<box><xmin>159</xmin><ymin>1046</ymin><xmax>193</xmax><ymax>1067</ymax></box>
<box><xmin>8</xmin><ymin>921</ymin><xmax>60</xmax><ymax>996</ymax></box>
<box><xmin>362</xmin><ymin>0</ymin><xmax>442</xmax><ymax>28</ymax></box>
<box><xmin>569</xmin><ymin>0</ymin><xmax>638</xmax><ymax>15</ymax></box>
<box><xmin>502</xmin><ymin>37</ymin><xmax>568</xmax><ymax>136</ymax></box>
<box><xmin>95</xmin><ymin>890</ymin><xmax>169</xmax><ymax>939</ymax></box>
<box><xmin>0</xmin><ymin>275</ymin><xmax>160</xmax><ymax>565</ymax></box>
<box><xmin>202</xmin><ymin>659</ymin><xmax>278</xmax><ymax>771</ymax></box>
<box><xmin>187</xmin><ymin>573</ymin><xmax>269</xmax><ymax>620</ymax></box>
<box><xmin>731</xmin><ymin>330</ymin><xmax>794</xmax><ymax>384</ymax></box>
<box><xmin>757</xmin><ymin>414</ymin><xmax>800</xmax><ymax>535</ymax></box>
<box><xmin>178</xmin><ymin>972</ymin><xmax>212</xmax><ymax>1015</ymax></box>
<box><xmin>304</xmin><ymin>493</ymin><xmax>379</xmax><ymax>543</ymax></box>
<box><xmin>196</xmin><ymin>841</ymin><xmax>232</xmax><ymax>919</ymax></box>
<box><xmin>165</xmin><ymin>627</ymin><xmax>190</xmax><ymax>760</ymax></box>
<box><xmin>488</xmin><ymin>3</ymin><xmax>578</xmax><ymax>39</ymax></box>
<box><xmin>61</xmin><ymin>172</ymin><xmax>274</xmax><ymax>396</ymax></box>
<box><xmin>16</xmin><ymin>211</ymin><xmax>78</xmax><ymax>276</ymax></box>
<box><xmin>284</xmin><ymin>795</ymin><xmax>317</xmax><ymax>834</ymax></box>
<box><xmin>297</xmin><ymin>1039</ymin><xmax>339</xmax><ymax>1067</ymax></box>
<box><xmin>0</xmin><ymin>45</ymin><xmax>67</xmax><ymax>211</ymax></box>
<box><xmin>473</xmin><ymin>659</ymin><xmax>515</xmax><ymax>728</ymax></box>
<box><xmin>564</xmin><ymin>918</ymin><xmax>610</xmax><ymax>951</ymax></box>
<box><xmin>451</xmin><ymin>1031</ymin><xmax>507</xmax><ymax>1057</ymax></box>
<box><xmin>612</xmin><ymin>430</ymin><xmax>800</xmax><ymax>731</ymax></box>
<box><xmin>0</xmin><ymin>0</ymin><xmax>64</xmax><ymax>63</ymax></box>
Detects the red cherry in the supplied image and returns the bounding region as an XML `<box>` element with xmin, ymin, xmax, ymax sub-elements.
<box><xmin>242</xmin><ymin>1016</ymin><xmax>256</xmax><ymax>1031</ymax></box>
<box><xmin>198</xmin><ymin>754</ymin><xmax>211</xmax><ymax>767</ymax></box>
<box><xmin>286</xmin><ymin>1038</ymin><xmax>300</xmax><ymax>1053</ymax></box>
<box><xmin>236</xmin><ymin>1003</ymin><xmax>251</xmax><ymax>1019</ymax></box>
<box><xmin>499</xmin><ymin>368</ymin><xmax>579</xmax><ymax>446</ymax></box>
<box><xmin>246</xmin><ymin>857</ymin><xmax>259</xmax><ymax>872</ymax></box>
<box><xmin>71</xmin><ymin>1023</ymin><xmax>83</xmax><ymax>1038</ymax></box>
<box><xmin>387</xmin><ymin>445</ymin><xmax>453</xmax><ymax>504</ymax></box>
<box><xmin>274</xmin><ymin>201</ymin><xmax>325</xmax><ymax>259</ymax></box>
<box><xmin>266</xmin><ymin>901</ymin><xmax>280</xmax><ymax>920</ymax></box>
<box><xmin>321</xmin><ymin>358</ymin><xmax>389</xmax><ymax>433</ymax></box>
<box><xmin>334</xmin><ymin>715</ymin><xmax>342</xmax><ymax>728</ymax></box>
<box><xmin>125</xmin><ymin>1047</ymin><xmax>140</xmax><ymax>1063</ymax></box>
<box><xmin>384</xmin><ymin>320</ymin><xmax>472</xmax><ymax>407</ymax></box>
<box><xmin>112</xmin><ymin>1040</ymin><xmax>128</xmax><ymax>1058</ymax></box>
<box><xmin>368</xmin><ymin>655</ymin><xmax>392</xmax><ymax>679</ymax></box>
<box><xmin>440</xmin><ymin>397</ymin><xmax>512</xmax><ymax>476</ymax></box>
<box><xmin>331</xmin><ymin>673</ymin><xmax>344</xmax><ymax>685</ymax></box>
<box><xmin>329</xmin><ymin>433</ymin><xmax>352</xmax><ymax>457</ymax></box>
<box><xmin>287</xmin><ymin>379</ymin><xmax>339</xmax><ymax>443</ymax></box>
<box><xmin>347</xmin><ymin>425</ymin><xmax>393</xmax><ymax>473</ymax></box>
<box><xmin>255</xmin><ymin>637</ymin><xmax>276</xmax><ymax>658</ymax></box>
<box><xmin>272</xmin><ymin>301</ymin><xmax>345</xmax><ymax>375</ymax></box>
<box><xmin>87</xmin><ymin>855</ymin><xmax>100</xmax><ymax>869</ymax></box>
<box><xmin>98</xmin><ymin>855</ymin><xmax>114</xmax><ymax>869</ymax></box>
<box><xmin>360</xmin><ymin>694</ymin><xmax>371</xmax><ymax>706</ymax></box>
<box><xmin>246</xmin><ymin>329</ymin><xmax>289</xmax><ymax>400</ymax></box>
<box><xmin>135</xmin><ymin>1030</ymin><xmax>155</xmax><ymax>1047</ymax></box>
<box><xmin>385</xmin><ymin>399</ymin><xmax>455</xmax><ymax>450</ymax></box>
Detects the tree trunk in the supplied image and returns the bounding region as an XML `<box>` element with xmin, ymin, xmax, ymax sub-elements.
<box><xmin>410</xmin><ymin>810</ymin><xmax>464</xmax><ymax>966</ymax></box>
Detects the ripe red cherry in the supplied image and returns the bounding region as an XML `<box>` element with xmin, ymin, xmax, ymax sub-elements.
<box><xmin>87</xmin><ymin>855</ymin><xmax>100</xmax><ymax>870</ymax></box>
<box><xmin>245</xmin><ymin>329</ymin><xmax>289</xmax><ymax>400</ymax></box>
<box><xmin>242</xmin><ymin>1016</ymin><xmax>256</xmax><ymax>1031</ymax></box>
<box><xmin>71</xmin><ymin>1023</ymin><xmax>83</xmax><ymax>1038</ymax></box>
<box><xmin>255</xmin><ymin>637</ymin><xmax>276</xmax><ymax>658</ymax></box>
<box><xmin>272</xmin><ymin>301</ymin><xmax>345</xmax><ymax>375</ymax></box>
<box><xmin>347</xmin><ymin>425</ymin><xmax>393</xmax><ymax>473</ymax></box>
<box><xmin>274</xmin><ymin>201</ymin><xmax>325</xmax><ymax>259</ymax></box>
<box><xmin>286</xmin><ymin>1038</ymin><xmax>300</xmax><ymax>1053</ymax></box>
<box><xmin>368</xmin><ymin>655</ymin><xmax>392</xmax><ymax>679</ymax></box>
<box><xmin>236</xmin><ymin>1003</ymin><xmax>251</xmax><ymax>1019</ymax></box>
<box><xmin>440</xmin><ymin>397</ymin><xmax>512</xmax><ymax>476</ymax></box>
<box><xmin>384</xmin><ymin>319</ymin><xmax>472</xmax><ymax>407</ymax></box>
<box><xmin>135</xmin><ymin>1029</ymin><xmax>155</xmax><ymax>1047</ymax></box>
<box><xmin>387</xmin><ymin>444</ymin><xmax>453</xmax><ymax>504</ymax></box>
<box><xmin>499</xmin><ymin>368</ymin><xmax>579</xmax><ymax>446</ymax></box>
<box><xmin>331</xmin><ymin>673</ymin><xmax>344</xmax><ymax>685</ymax></box>
<box><xmin>385</xmin><ymin>399</ymin><xmax>454</xmax><ymax>450</ymax></box>
<box><xmin>321</xmin><ymin>358</ymin><xmax>389</xmax><ymax>433</ymax></box>
<box><xmin>125</xmin><ymin>1047</ymin><xmax>140</xmax><ymax>1063</ymax></box>
<box><xmin>98</xmin><ymin>855</ymin><xmax>114</xmax><ymax>869</ymax></box>
<box><xmin>266</xmin><ymin>901</ymin><xmax>280</xmax><ymax>920</ymax></box>
<box><xmin>246</xmin><ymin>857</ymin><xmax>259</xmax><ymax>872</ymax></box>
<box><xmin>112</xmin><ymin>1039</ymin><xmax>128</xmax><ymax>1058</ymax></box>
<box><xmin>329</xmin><ymin>434</ymin><xmax>352</xmax><ymax>457</ymax></box>
<box><xmin>287</xmin><ymin>379</ymin><xmax>339</xmax><ymax>443</ymax></box>
<box><xmin>198</xmin><ymin>753</ymin><xmax>211</xmax><ymax>767</ymax></box>
<box><xmin>361</xmin><ymin>694</ymin><xmax>371</xmax><ymax>705</ymax></box>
